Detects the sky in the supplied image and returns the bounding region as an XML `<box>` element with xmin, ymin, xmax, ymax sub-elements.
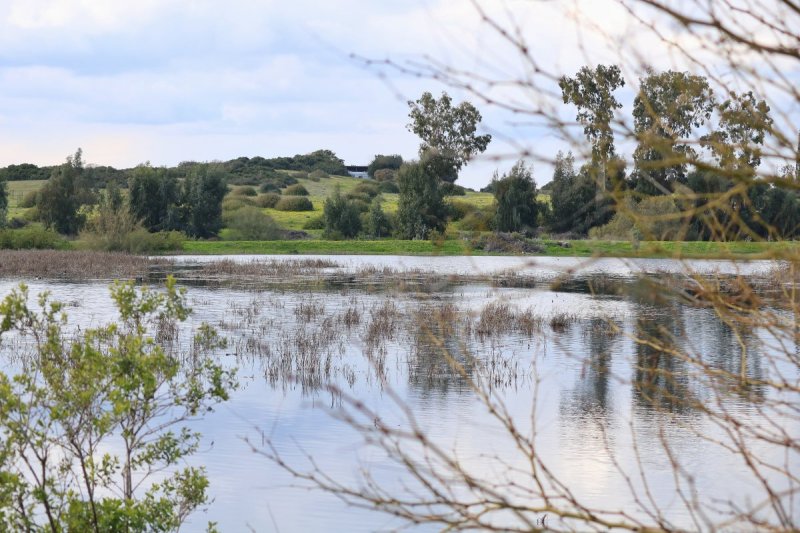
<box><xmin>0</xmin><ymin>0</ymin><xmax>796</xmax><ymax>189</ymax></box>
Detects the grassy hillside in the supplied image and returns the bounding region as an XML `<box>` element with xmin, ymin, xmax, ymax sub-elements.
<box><xmin>243</xmin><ymin>174</ymin><xmax>503</xmax><ymax>234</ymax></box>
<box><xmin>7</xmin><ymin>180</ymin><xmax>46</xmax><ymax>218</ymax></box>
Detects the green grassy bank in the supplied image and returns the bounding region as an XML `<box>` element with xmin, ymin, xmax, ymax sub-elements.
<box><xmin>181</xmin><ymin>238</ymin><xmax>798</xmax><ymax>259</ymax></box>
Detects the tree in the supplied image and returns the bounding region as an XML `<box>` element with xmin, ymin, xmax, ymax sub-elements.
<box><xmin>632</xmin><ymin>70</ymin><xmax>715</xmax><ymax>194</ymax></box>
<box><xmin>0</xmin><ymin>278</ymin><xmax>234</xmax><ymax>532</ymax></box>
<box><xmin>37</xmin><ymin>149</ymin><xmax>94</xmax><ymax>235</ymax></box>
<box><xmin>559</xmin><ymin>64</ymin><xmax>625</xmax><ymax>191</ymax></box>
<box><xmin>492</xmin><ymin>161</ymin><xmax>539</xmax><ymax>232</ymax></box>
<box><xmin>407</xmin><ymin>92</ymin><xmax>491</xmax><ymax>183</ymax></box>
<box><xmin>365</xmin><ymin>197</ymin><xmax>392</xmax><ymax>238</ymax></box>
<box><xmin>396</xmin><ymin>163</ymin><xmax>447</xmax><ymax>239</ymax></box>
<box><xmin>128</xmin><ymin>165</ymin><xmax>181</xmax><ymax>232</ymax></box>
<box><xmin>701</xmin><ymin>91</ymin><xmax>773</xmax><ymax>174</ymax></box>
<box><xmin>367</xmin><ymin>154</ymin><xmax>403</xmax><ymax>178</ymax></box>
<box><xmin>547</xmin><ymin>151</ymin><xmax>613</xmax><ymax>234</ymax></box>
<box><xmin>323</xmin><ymin>187</ymin><xmax>362</xmax><ymax>239</ymax></box>
<box><xmin>182</xmin><ymin>165</ymin><xmax>227</xmax><ymax>238</ymax></box>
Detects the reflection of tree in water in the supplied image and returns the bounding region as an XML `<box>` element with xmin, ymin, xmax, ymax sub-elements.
<box><xmin>632</xmin><ymin>300</ymin><xmax>696</xmax><ymax>414</ymax></box>
<box><xmin>406</xmin><ymin>318</ymin><xmax>477</xmax><ymax>397</ymax></box>
<box><xmin>561</xmin><ymin>318</ymin><xmax>619</xmax><ymax>422</ymax></box>
<box><xmin>692</xmin><ymin>306</ymin><xmax>766</xmax><ymax>403</ymax></box>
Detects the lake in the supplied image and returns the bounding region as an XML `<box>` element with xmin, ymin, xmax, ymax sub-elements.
<box><xmin>0</xmin><ymin>254</ymin><xmax>796</xmax><ymax>531</ymax></box>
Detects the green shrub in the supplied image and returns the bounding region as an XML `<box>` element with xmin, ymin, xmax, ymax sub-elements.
<box><xmin>373</xmin><ymin>168</ymin><xmax>397</xmax><ymax>182</ymax></box>
<box><xmin>441</xmin><ymin>182</ymin><xmax>467</xmax><ymax>196</ymax></box>
<box><xmin>448</xmin><ymin>199</ymin><xmax>475</xmax><ymax>221</ymax></box>
<box><xmin>21</xmin><ymin>206</ymin><xmax>40</xmax><ymax>222</ymax></box>
<box><xmin>259</xmin><ymin>182</ymin><xmax>280</xmax><ymax>193</ymax></box>
<box><xmin>275</xmin><ymin>196</ymin><xmax>314</xmax><ymax>211</ymax></box>
<box><xmin>303</xmin><ymin>215</ymin><xmax>325</xmax><ymax>230</ymax></box>
<box><xmin>233</xmin><ymin>185</ymin><xmax>258</xmax><ymax>197</ymax></box>
<box><xmin>309</xmin><ymin>169</ymin><xmax>329</xmax><ymax>180</ymax></box>
<box><xmin>323</xmin><ymin>189</ymin><xmax>362</xmax><ymax>238</ymax></box>
<box><xmin>80</xmin><ymin>204</ymin><xmax>185</xmax><ymax>253</ymax></box>
<box><xmin>377</xmin><ymin>181</ymin><xmax>399</xmax><ymax>194</ymax></box>
<box><xmin>589</xmin><ymin>196</ymin><xmax>685</xmax><ymax>241</ymax></box>
<box><xmin>18</xmin><ymin>190</ymin><xmax>38</xmax><ymax>208</ymax></box>
<box><xmin>120</xmin><ymin>230</ymin><xmax>184</xmax><ymax>253</ymax></box>
<box><xmin>459</xmin><ymin>209</ymin><xmax>493</xmax><ymax>232</ymax></box>
<box><xmin>255</xmin><ymin>193</ymin><xmax>281</xmax><ymax>208</ymax></box>
<box><xmin>224</xmin><ymin>206</ymin><xmax>281</xmax><ymax>240</ymax></box>
<box><xmin>349</xmin><ymin>182</ymin><xmax>379</xmax><ymax>199</ymax></box>
<box><xmin>283</xmin><ymin>184</ymin><xmax>309</xmax><ymax>196</ymax></box>
<box><xmin>365</xmin><ymin>199</ymin><xmax>392</xmax><ymax>237</ymax></box>
<box><xmin>222</xmin><ymin>196</ymin><xmax>256</xmax><ymax>212</ymax></box>
<box><xmin>0</xmin><ymin>226</ymin><xmax>69</xmax><ymax>250</ymax></box>
<box><xmin>7</xmin><ymin>217</ymin><xmax>28</xmax><ymax>229</ymax></box>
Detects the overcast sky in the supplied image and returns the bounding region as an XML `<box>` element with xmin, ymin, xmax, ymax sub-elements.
<box><xmin>0</xmin><ymin>0</ymin><xmax>796</xmax><ymax>189</ymax></box>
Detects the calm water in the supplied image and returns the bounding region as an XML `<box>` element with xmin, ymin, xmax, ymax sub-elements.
<box><xmin>0</xmin><ymin>255</ymin><xmax>796</xmax><ymax>531</ymax></box>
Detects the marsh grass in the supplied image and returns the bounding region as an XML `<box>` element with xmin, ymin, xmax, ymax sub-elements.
<box><xmin>0</xmin><ymin>250</ymin><xmax>170</xmax><ymax>279</ymax></box>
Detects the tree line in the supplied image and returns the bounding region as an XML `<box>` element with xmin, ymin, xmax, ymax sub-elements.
<box><xmin>364</xmin><ymin>67</ymin><xmax>799</xmax><ymax>242</ymax></box>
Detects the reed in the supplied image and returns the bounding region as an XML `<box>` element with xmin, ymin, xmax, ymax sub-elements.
<box><xmin>0</xmin><ymin>250</ymin><xmax>169</xmax><ymax>280</ymax></box>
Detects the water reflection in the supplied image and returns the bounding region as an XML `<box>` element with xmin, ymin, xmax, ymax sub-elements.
<box><xmin>0</xmin><ymin>257</ymin><xmax>794</xmax><ymax>531</ymax></box>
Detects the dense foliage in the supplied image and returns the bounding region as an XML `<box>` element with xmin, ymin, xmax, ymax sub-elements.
<box><xmin>323</xmin><ymin>188</ymin><xmax>363</xmax><ymax>239</ymax></box>
<box><xmin>396</xmin><ymin>163</ymin><xmax>447</xmax><ymax>239</ymax></box>
<box><xmin>37</xmin><ymin>149</ymin><xmax>95</xmax><ymax>235</ymax></box>
<box><xmin>491</xmin><ymin>161</ymin><xmax>541</xmax><ymax>233</ymax></box>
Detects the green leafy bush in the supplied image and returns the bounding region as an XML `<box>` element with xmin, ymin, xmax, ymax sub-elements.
<box><xmin>18</xmin><ymin>190</ymin><xmax>38</xmax><ymax>208</ymax></box>
<box><xmin>346</xmin><ymin>182</ymin><xmax>380</xmax><ymax>203</ymax></box>
<box><xmin>283</xmin><ymin>184</ymin><xmax>309</xmax><ymax>196</ymax></box>
<box><xmin>255</xmin><ymin>193</ymin><xmax>281</xmax><ymax>208</ymax></box>
<box><xmin>365</xmin><ymin>199</ymin><xmax>392</xmax><ymax>237</ymax></box>
<box><xmin>233</xmin><ymin>185</ymin><xmax>258</xmax><ymax>197</ymax></box>
<box><xmin>589</xmin><ymin>196</ymin><xmax>685</xmax><ymax>241</ymax></box>
<box><xmin>0</xmin><ymin>278</ymin><xmax>235</xmax><ymax>532</ymax></box>
<box><xmin>309</xmin><ymin>169</ymin><xmax>329</xmax><ymax>180</ymax></box>
<box><xmin>303</xmin><ymin>215</ymin><xmax>325</xmax><ymax>230</ymax></box>
<box><xmin>0</xmin><ymin>226</ymin><xmax>68</xmax><ymax>250</ymax></box>
<box><xmin>323</xmin><ymin>189</ymin><xmax>362</xmax><ymax>238</ymax></box>
<box><xmin>222</xmin><ymin>196</ymin><xmax>256</xmax><ymax>212</ymax></box>
<box><xmin>275</xmin><ymin>196</ymin><xmax>314</xmax><ymax>211</ymax></box>
<box><xmin>459</xmin><ymin>209</ymin><xmax>494</xmax><ymax>232</ymax></box>
<box><xmin>440</xmin><ymin>182</ymin><xmax>467</xmax><ymax>196</ymax></box>
<box><xmin>447</xmin><ymin>199</ymin><xmax>475</xmax><ymax>221</ymax></box>
<box><xmin>224</xmin><ymin>206</ymin><xmax>281</xmax><ymax>240</ymax></box>
<box><xmin>377</xmin><ymin>180</ymin><xmax>400</xmax><ymax>194</ymax></box>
